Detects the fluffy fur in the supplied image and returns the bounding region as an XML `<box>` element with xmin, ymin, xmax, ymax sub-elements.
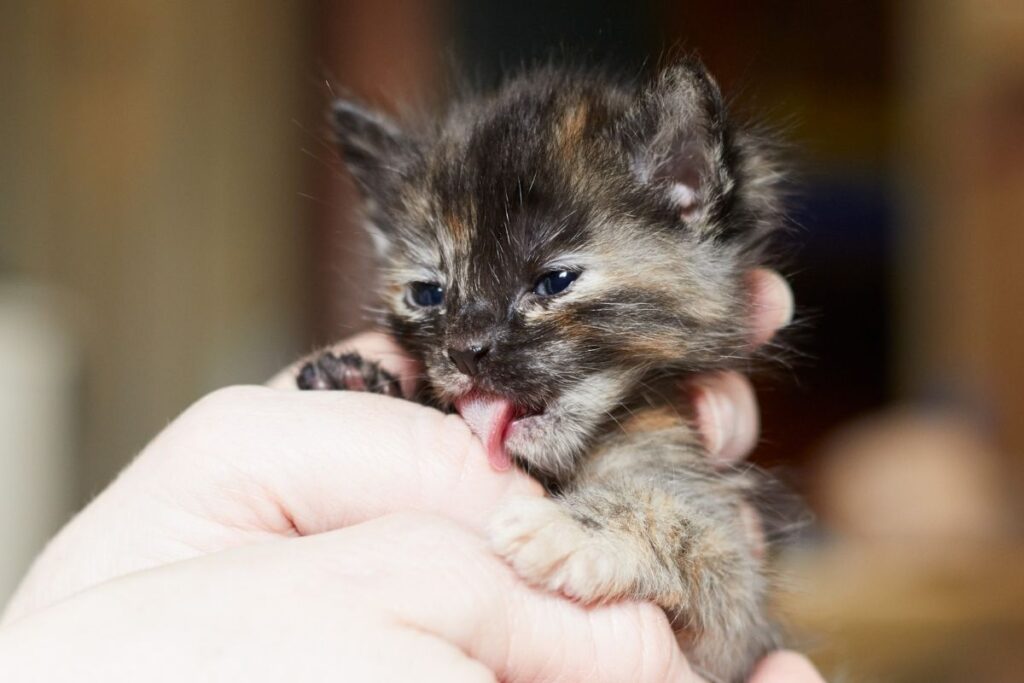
<box><xmin>299</xmin><ymin>60</ymin><xmax>788</xmax><ymax>683</ymax></box>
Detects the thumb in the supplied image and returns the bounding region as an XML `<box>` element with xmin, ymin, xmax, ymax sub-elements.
<box><xmin>4</xmin><ymin>386</ymin><xmax>541</xmax><ymax>623</ymax></box>
<box><xmin>305</xmin><ymin>514</ymin><xmax>704</xmax><ymax>683</ymax></box>
<box><xmin>159</xmin><ymin>386</ymin><xmax>544</xmax><ymax>535</ymax></box>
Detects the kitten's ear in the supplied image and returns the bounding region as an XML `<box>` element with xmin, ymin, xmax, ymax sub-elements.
<box><xmin>627</xmin><ymin>59</ymin><xmax>734</xmax><ymax>229</ymax></box>
<box><xmin>332</xmin><ymin>98</ymin><xmax>419</xmax><ymax>254</ymax></box>
<box><xmin>332</xmin><ymin>99</ymin><xmax>416</xmax><ymax>240</ymax></box>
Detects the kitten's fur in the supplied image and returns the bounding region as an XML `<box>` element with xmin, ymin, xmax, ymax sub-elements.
<box><xmin>299</xmin><ymin>60</ymin><xmax>787</xmax><ymax>683</ymax></box>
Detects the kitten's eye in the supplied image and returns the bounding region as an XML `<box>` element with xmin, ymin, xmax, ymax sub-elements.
<box><xmin>533</xmin><ymin>270</ymin><xmax>579</xmax><ymax>297</ymax></box>
<box><xmin>407</xmin><ymin>282</ymin><xmax>445</xmax><ymax>307</ymax></box>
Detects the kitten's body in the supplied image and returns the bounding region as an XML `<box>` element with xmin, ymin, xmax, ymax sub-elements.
<box><xmin>299</xmin><ymin>61</ymin><xmax>787</xmax><ymax>683</ymax></box>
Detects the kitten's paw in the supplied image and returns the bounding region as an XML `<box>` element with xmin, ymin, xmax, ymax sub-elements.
<box><xmin>296</xmin><ymin>351</ymin><xmax>402</xmax><ymax>397</ymax></box>
<box><xmin>489</xmin><ymin>497</ymin><xmax>636</xmax><ymax>604</ymax></box>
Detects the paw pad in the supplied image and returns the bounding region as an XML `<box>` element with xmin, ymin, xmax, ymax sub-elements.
<box><xmin>296</xmin><ymin>351</ymin><xmax>401</xmax><ymax>397</ymax></box>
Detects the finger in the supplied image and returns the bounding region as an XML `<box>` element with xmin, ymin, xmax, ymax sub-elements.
<box><xmin>6</xmin><ymin>517</ymin><xmax>698</xmax><ymax>683</ymax></box>
<box><xmin>380</xmin><ymin>629</ymin><xmax>499</xmax><ymax>683</ymax></box>
<box><xmin>0</xmin><ymin>530</ymin><xmax>503</xmax><ymax>683</ymax></box>
<box><xmin>318</xmin><ymin>514</ymin><xmax>704</xmax><ymax>683</ymax></box>
<box><xmin>688</xmin><ymin>371</ymin><xmax>760</xmax><ymax>465</ymax></box>
<box><xmin>171</xmin><ymin>386</ymin><xmax>544</xmax><ymax>537</ymax></box>
<box><xmin>266</xmin><ymin>330</ymin><xmax>421</xmax><ymax>397</ymax></box>
<box><xmin>4</xmin><ymin>385</ymin><xmax>543</xmax><ymax>623</ymax></box>
<box><xmin>748</xmin><ymin>651</ymin><xmax>826</xmax><ymax>683</ymax></box>
<box><xmin>747</xmin><ymin>268</ymin><xmax>794</xmax><ymax>348</ymax></box>
<box><xmin>681</xmin><ymin>269</ymin><xmax>787</xmax><ymax>464</ymax></box>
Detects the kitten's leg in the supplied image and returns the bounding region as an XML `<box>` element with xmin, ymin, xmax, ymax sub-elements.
<box><xmin>296</xmin><ymin>351</ymin><xmax>402</xmax><ymax>397</ymax></box>
<box><xmin>490</xmin><ymin>422</ymin><xmax>776</xmax><ymax>682</ymax></box>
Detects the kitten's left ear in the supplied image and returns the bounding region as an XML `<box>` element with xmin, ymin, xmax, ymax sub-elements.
<box><xmin>332</xmin><ymin>97</ymin><xmax>412</xmax><ymax>191</ymax></box>
<box><xmin>626</xmin><ymin>59</ymin><xmax>735</xmax><ymax>228</ymax></box>
<box><xmin>332</xmin><ymin>97</ymin><xmax>420</xmax><ymax>254</ymax></box>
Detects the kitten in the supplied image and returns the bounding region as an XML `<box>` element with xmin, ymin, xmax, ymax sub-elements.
<box><xmin>298</xmin><ymin>60</ymin><xmax>787</xmax><ymax>683</ymax></box>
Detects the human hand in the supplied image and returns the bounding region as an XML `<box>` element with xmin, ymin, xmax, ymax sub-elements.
<box><xmin>0</xmin><ymin>268</ymin><xmax>821</xmax><ymax>682</ymax></box>
<box><xmin>0</xmin><ymin>513</ymin><xmax>707</xmax><ymax>682</ymax></box>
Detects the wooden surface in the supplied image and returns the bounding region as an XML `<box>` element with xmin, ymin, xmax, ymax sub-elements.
<box><xmin>780</xmin><ymin>544</ymin><xmax>1024</xmax><ymax>683</ymax></box>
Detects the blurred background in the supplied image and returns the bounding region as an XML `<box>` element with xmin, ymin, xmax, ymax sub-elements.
<box><xmin>1</xmin><ymin>1</ymin><xmax>1022</xmax><ymax>680</ymax></box>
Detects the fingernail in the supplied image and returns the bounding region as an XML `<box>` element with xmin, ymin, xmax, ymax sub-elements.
<box><xmin>766</xmin><ymin>270</ymin><xmax>795</xmax><ymax>328</ymax></box>
<box><xmin>748</xmin><ymin>269</ymin><xmax>794</xmax><ymax>347</ymax></box>
<box><xmin>692</xmin><ymin>385</ymin><xmax>735</xmax><ymax>460</ymax></box>
<box><xmin>739</xmin><ymin>502</ymin><xmax>767</xmax><ymax>561</ymax></box>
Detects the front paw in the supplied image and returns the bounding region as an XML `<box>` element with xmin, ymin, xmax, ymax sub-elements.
<box><xmin>488</xmin><ymin>497</ymin><xmax>638</xmax><ymax>604</ymax></box>
<box><xmin>296</xmin><ymin>351</ymin><xmax>401</xmax><ymax>397</ymax></box>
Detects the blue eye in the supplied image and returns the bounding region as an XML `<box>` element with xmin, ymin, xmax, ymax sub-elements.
<box><xmin>533</xmin><ymin>270</ymin><xmax>579</xmax><ymax>297</ymax></box>
<box><xmin>407</xmin><ymin>282</ymin><xmax>445</xmax><ymax>307</ymax></box>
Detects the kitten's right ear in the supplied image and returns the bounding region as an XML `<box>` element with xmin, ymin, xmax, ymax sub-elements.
<box><xmin>625</xmin><ymin>59</ymin><xmax>734</xmax><ymax>230</ymax></box>
<box><xmin>332</xmin><ymin>98</ymin><xmax>415</xmax><ymax>220</ymax></box>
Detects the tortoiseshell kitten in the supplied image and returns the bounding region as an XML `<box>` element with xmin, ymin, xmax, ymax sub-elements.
<box><xmin>298</xmin><ymin>60</ymin><xmax>788</xmax><ymax>683</ymax></box>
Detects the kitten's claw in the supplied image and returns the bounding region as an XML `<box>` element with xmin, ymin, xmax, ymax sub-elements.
<box><xmin>489</xmin><ymin>497</ymin><xmax>637</xmax><ymax>604</ymax></box>
<box><xmin>296</xmin><ymin>351</ymin><xmax>402</xmax><ymax>397</ymax></box>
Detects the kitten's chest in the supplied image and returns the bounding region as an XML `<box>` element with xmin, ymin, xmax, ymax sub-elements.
<box><xmin>541</xmin><ymin>396</ymin><xmax>708</xmax><ymax>495</ymax></box>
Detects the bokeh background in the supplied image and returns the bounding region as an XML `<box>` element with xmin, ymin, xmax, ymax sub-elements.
<box><xmin>2</xmin><ymin>1</ymin><xmax>1022</xmax><ymax>680</ymax></box>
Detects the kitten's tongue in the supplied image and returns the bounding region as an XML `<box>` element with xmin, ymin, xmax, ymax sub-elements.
<box><xmin>454</xmin><ymin>392</ymin><xmax>515</xmax><ymax>471</ymax></box>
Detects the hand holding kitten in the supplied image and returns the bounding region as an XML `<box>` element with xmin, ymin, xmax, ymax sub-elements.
<box><xmin>0</xmin><ymin>271</ymin><xmax>820</xmax><ymax>682</ymax></box>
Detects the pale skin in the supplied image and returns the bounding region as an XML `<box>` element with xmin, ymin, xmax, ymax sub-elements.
<box><xmin>0</xmin><ymin>269</ymin><xmax>822</xmax><ymax>682</ymax></box>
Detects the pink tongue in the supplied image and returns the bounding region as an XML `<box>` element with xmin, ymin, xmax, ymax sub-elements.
<box><xmin>454</xmin><ymin>393</ymin><xmax>515</xmax><ymax>471</ymax></box>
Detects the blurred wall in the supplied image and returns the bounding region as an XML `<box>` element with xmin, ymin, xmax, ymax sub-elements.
<box><xmin>1</xmin><ymin>1</ymin><xmax>310</xmax><ymax>500</ymax></box>
<box><xmin>898</xmin><ymin>0</ymin><xmax>1024</xmax><ymax>493</ymax></box>
<box><xmin>311</xmin><ymin>0</ymin><xmax>444</xmax><ymax>341</ymax></box>
<box><xmin>0</xmin><ymin>287</ymin><xmax>76</xmax><ymax>602</ymax></box>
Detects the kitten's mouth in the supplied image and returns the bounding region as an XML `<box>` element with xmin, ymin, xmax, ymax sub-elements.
<box><xmin>453</xmin><ymin>391</ymin><xmax>545</xmax><ymax>471</ymax></box>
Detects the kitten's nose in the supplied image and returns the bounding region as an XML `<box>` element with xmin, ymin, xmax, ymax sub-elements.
<box><xmin>447</xmin><ymin>344</ymin><xmax>490</xmax><ymax>376</ymax></box>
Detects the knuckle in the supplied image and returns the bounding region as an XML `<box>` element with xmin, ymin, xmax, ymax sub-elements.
<box><xmin>438</xmin><ymin>412</ymin><xmax>480</xmax><ymax>463</ymax></box>
<box><xmin>714</xmin><ymin>369</ymin><xmax>753</xmax><ymax>400</ymax></box>
<box><xmin>188</xmin><ymin>385</ymin><xmax>271</xmax><ymax>419</ymax></box>
<box><xmin>169</xmin><ymin>385</ymin><xmax>275</xmax><ymax>450</ymax></box>
<box><xmin>414</xmin><ymin>408</ymin><xmax>483</xmax><ymax>473</ymax></box>
<box><xmin>623</xmin><ymin>606</ymin><xmax>680</xmax><ymax>683</ymax></box>
<box><xmin>578</xmin><ymin>605</ymin><xmax>678</xmax><ymax>683</ymax></box>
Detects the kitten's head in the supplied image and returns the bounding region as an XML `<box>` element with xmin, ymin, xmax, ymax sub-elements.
<box><xmin>333</xmin><ymin>61</ymin><xmax>785</xmax><ymax>477</ymax></box>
